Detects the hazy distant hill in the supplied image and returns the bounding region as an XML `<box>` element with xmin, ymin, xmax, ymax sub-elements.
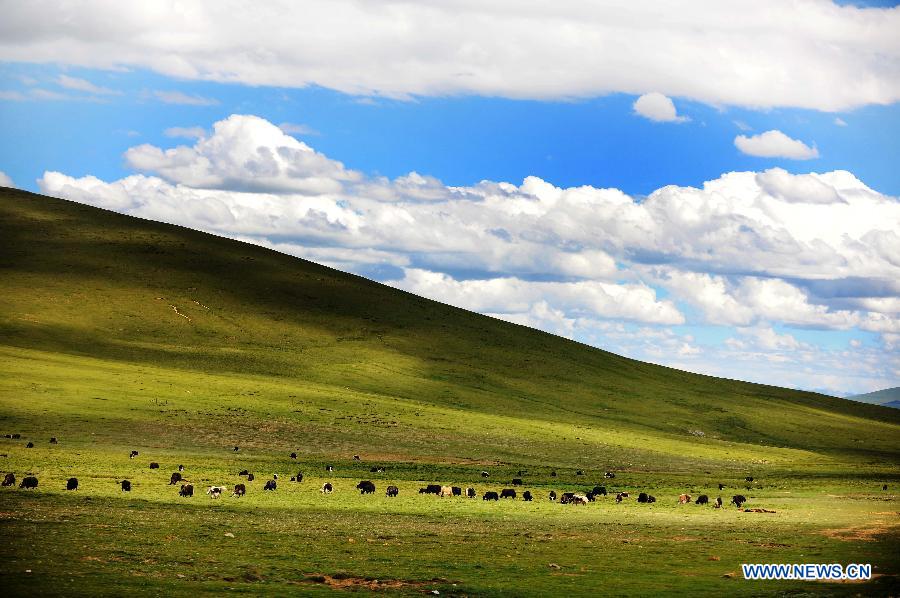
<box><xmin>848</xmin><ymin>387</ymin><xmax>900</xmax><ymax>408</ymax></box>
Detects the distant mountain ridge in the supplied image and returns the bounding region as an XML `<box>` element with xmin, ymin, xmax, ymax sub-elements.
<box><xmin>848</xmin><ymin>387</ymin><xmax>900</xmax><ymax>409</ymax></box>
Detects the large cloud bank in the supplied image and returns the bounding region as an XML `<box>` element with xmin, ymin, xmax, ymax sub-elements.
<box><xmin>39</xmin><ymin>115</ymin><xmax>900</xmax><ymax>394</ymax></box>
<box><xmin>3</xmin><ymin>1</ymin><xmax>900</xmax><ymax>111</ymax></box>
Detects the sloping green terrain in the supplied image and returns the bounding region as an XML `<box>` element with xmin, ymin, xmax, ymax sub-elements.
<box><xmin>1</xmin><ymin>187</ymin><xmax>898</xmax><ymax>596</ymax></box>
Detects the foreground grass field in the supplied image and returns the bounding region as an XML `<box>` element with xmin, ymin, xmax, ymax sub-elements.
<box><xmin>1</xmin><ymin>188</ymin><xmax>898</xmax><ymax>595</ymax></box>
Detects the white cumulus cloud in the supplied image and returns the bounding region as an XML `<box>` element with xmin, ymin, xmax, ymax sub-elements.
<box><xmin>0</xmin><ymin>171</ymin><xmax>14</xmax><ymax>187</ymax></box>
<box><xmin>2</xmin><ymin>1</ymin><xmax>899</xmax><ymax>111</ymax></box>
<box><xmin>633</xmin><ymin>92</ymin><xmax>689</xmax><ymax>123</ymax></box>
<box><xmin>734</xmin><ymin>130</ymin><xmax>819</xmax><ymax>160</ymax></box>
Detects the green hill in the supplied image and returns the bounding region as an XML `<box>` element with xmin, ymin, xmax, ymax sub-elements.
<box><xmin>0</xmin><ymin>187</ymin><xmax>897</xmax><ymax>468</ymax></box>
<box><xmin>1</xmin><ymin>187</ymin><xmax>899</xmax><ymax>596</ymax></box>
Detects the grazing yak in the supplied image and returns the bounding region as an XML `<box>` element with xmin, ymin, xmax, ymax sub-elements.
<box><xmin>500</xmin><ymin>488</ymin><xmax>517</xmax><ymax>499</ymax></box>
<box><xmin>386</xmin><ymin>485</ymin><xmax>399</xmax><ymax>497</ymax></box>
<box><xmin>321</xmin><ymin>482</ymin><xmax>334</xmax><ymax>493</ymax></box>
<box><xmin>439</xmin><ymin>486</ymin><xmax>454</xmax><ymax>497</ymax></box>
<box><xmin>522</xmin><ymin>491</ymin><xmax>533</xmax><ymax>501</ymax></box>
<box><xmin>419</xmin><ymin>484</ymin><xmax>441</xmax><ymax>495</ymax></box>
<box><xmin>239</xmin><ymin>470</ymin><xmax>250</xmax><ymax>476</ymax></box>
<box><xmin>50</xmin><ymin>437</ymin><xmax>58</xmax><ymax>444</ymax></box>
<box><xmin>745</xmin><ymin>476</ymin><xmax>754</xmax><ymax>483</ymax></box>
<box><xmin>233</xmin><ymin>446</ymin><xmax>239</xmax><ymax>452</ymax></box>
<box><xmin>357</xmin><ymin>480</ymin><xmax>376</xmax><ymax>494</ymax></box>
<box><xmin>678</xmin><ymin>494</ymin><xmax>692</xmax><ymax>504</ymax></box>
<box><xmin>25</xmin><ymin>442</ymin><xmax>34</xmax><ymax>448</ymax></box>
<box><xmin>247</xmin><ymin>473</ymin><xmax>255</xmax><ymax>482</ymax></box>
<box><xmin>466</xmin><ymin>487</ymin><xmax>476</xmax><ymax>498</ymax></box>
<box><xmin>264</xmin><ymin>480</ymin><xmax>277</xmax><ymax>491</ymax></box>
<box><xmin>66</xmin><ymin>477</ymin><xmax>78</xmax><ymax>491</ymax></box>
<box><xmin>232</xmin><ymin>484</ymin><xmax>246</xmax><ymax>497</ymax></box>
<box><xmin>207</xmin><ymin>486</ymin><xmax>226</xmax><ymax>498</ymax></box>
<box><xmin>548</xmin><ymin>490</ymin><xmax>557</xmax><ymax>501</ymax></box>
<box><xmin>592</xmin><ymin>486</ymin><xmax>607</xmax><ymax>497</ymax></box>
<box><xmin>883</xmin><ymin>484</ymin><xmax>888</xmax><ymax>491</ymax></box>
<box><xmin>648</xmin><ymin>495</ymin><xmax>657</xmax><ymax>503</ymax></box>
<box><xmin>452</xmin><ymin>486</ymin><xmax>462</xmax><ymax>496</ymax></box>
<box><xmin>370</xmin><ymin>466</ymin><xmax>385</xmax><ymax>473</ymax></box>
<box><xmin>20</xmin><ymin>476</ymin><xmax>38</xmax><ymax>489</ymax></box>
<box><xmin>129</xmin><ymin>450</ymin><xmax>138</xmax><ymax>459</ymax></box>
<box><xmin>718</xmin><ymin>483</ymin><xmax>725</xmax><ymax>490</ymax></box>
<box><xmin>2</xmin><ymin>473</ymin><xmax>15</xmax><ymax>487</ymax></box>
<box><xmin>615</xmin><ymin>493</ymin><xmax>623</xmax><ymax>503</ymax></box>
<box><xmin>180</xmin><ymin>484</ymin><xmax>194</xmax><ymax>497</ymax></box>
<box><xmin>561</xmin><ymin>493</ymin><xmax>587</xmax><ymax>505</ymax></box>
<box><xmin>120</xmin><ymin>480</ymin><xmax>131</xmax><ymax>492</ymax></box>
<box><xmin>11</xmin><ymin>434</ymin><xmax>21</xmax><ymax>439</ymax></box>
<box><xmin>550</xmin><ymin>471</ymin><xmax>557</xmax><ymax>477</ymax></box>
<box><xmin>604</xmin><ymin>472</ymin><xmax>615</xmax><ymax>479</ymax></box>
<box><xmin>353</xmin><ymin>455</ymin><xmax>360</xmax><ymax>461</ymax></box>
<box><xmin>178</xmin><ymin>465</ymin><xmax>185</xmax><ymax>472</ymax></box>
<box><xmin>326</xmin><ymin>465</ymin><xmax>334</xmax><ymax>472</ymax></box>
<box><xmin>292</xmin><ymin>472</ymin><xmax>304</xmax><ymax>483</ymax></box>
<box><xmin>481</xmin><ymin>471</ymin><xmax>490</xmax><ymax>478</ymax></box>
<box><xmin>638</xmin><ymin>493</ymin><xmax>657</xmax><ymax>504</ymax></box>
<box><xmin>586</xmin><ymin>492</ymin><xmax>596</xmax><ymax>502</ymax></box>
<box><xmin>576</xmin><ymin>470</ymin><xmax>584</xmax><ymax>476</ymax></box>
<box><xmin>169</xmin><ymin>472</ymin><xmax>182</xmax><ymax>485</ymax></box>
<box><xmin>290</xmin><ymin>452</ymin><xmax>297</xmax><ymax>459</ymax></box>
<box><xmin>696</xmin><ymin>495</ymin><xmax>709</xmax><ymax>505</ymax></box>
<box><xmin>715</xmin><ymin>496</ymin><xmax>723</xmax><ymax>508</ymax></box>
<box><xmin>731</xmin><ymin>495</ymin><xmax>747</xmax><ymax>508</ymax></box>
<box><xmin>512</xmin><ymin>478</ymin><xmax>523</xmax><ymax>486</ymax></box>
<box><xmin>149</xmin><ymin>462</ymin><xmax>159</xmax><ymax>470</ymax></box>
<box><xmin>483</xmin><ymin>491</ymin><xmax>499</xmax><ymax>501</ymax></box>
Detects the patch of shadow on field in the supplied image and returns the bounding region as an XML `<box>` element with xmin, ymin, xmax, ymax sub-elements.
<box><xmin>300</xmin><ymin>573</ymin><xmax>452</xmax><ymax>591</ymax></box>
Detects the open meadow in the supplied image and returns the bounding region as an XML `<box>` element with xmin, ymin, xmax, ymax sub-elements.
<box><xmin>1</xmin><ymin>188</ymin><xmax>899</xmax><ymax>595</ymax></box>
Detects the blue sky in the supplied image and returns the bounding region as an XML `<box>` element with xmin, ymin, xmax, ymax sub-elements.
<box><xmin>3</xmin><ymin>63</ymin><xmax>899</xmax><ymax>198</ymax></box>
<box><xmin>1</xmin><ymin>1</ymin><xmax>899</xmax><ymax>398</ymax></box>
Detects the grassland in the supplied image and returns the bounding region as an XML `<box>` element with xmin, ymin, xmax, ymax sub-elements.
<box><xmin>1</xmin><ymin>187</ymin><xmax>898</xmax><ymax>595</ymax></box>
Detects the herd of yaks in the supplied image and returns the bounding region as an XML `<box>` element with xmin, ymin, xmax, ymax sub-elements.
<box><xmin>1</xmin><ymin>439</ymin><xmax>771</xmax><ymax>510</ymax></box>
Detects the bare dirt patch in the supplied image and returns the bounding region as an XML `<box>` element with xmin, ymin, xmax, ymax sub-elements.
<box><xmin>821</xmin><ymin>521</ymin><xmax>899</xmax><ymax>542</ymax></box>
<box><xmin>301</xmin><ymin>574</ymin><xmax>442</xmax><ymax>591</ymax></box>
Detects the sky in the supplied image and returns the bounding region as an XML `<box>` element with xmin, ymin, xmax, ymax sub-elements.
<box><xmin>1</xmin><ymin>1</ymin><xmax>899</xmax><ymax>397</ymax></box>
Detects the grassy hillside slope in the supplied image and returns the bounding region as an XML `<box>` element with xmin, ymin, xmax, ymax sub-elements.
<box><xmin>1</xmin><ymin>187</ymin><xmax>898</xmax><ymax>469</ymax></box>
